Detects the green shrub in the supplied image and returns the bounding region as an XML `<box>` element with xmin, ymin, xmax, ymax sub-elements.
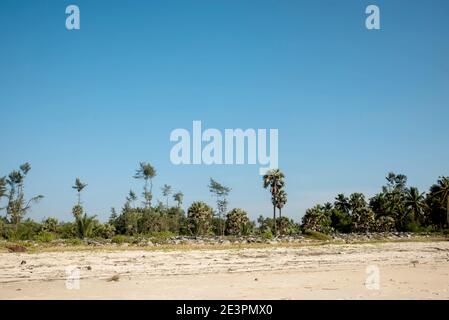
<box><xmin>112</xmin><ymin>234</ymin><xmax>129</xmax><ymax>244</ymax></box>
<box><xmin>261</xmin><ymin>230</ymin><xmax>273</xmax><ymax>239</ymax></box>
<box><xmin>303</xmin><ymin>229</ymin><xmax>331</xmax><ymax>241</ymax></box>
<box><xmin>34</xmin><ymin>231</ymin><xmax>55</xmax><ymax>243</ymax></box>
<box><xmin>148</xmin><ymin>231</ymin><xmax>175</xmax><ymax>239</ymax></box>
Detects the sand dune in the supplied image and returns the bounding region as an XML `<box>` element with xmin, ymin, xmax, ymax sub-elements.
<box><xmin>1</xmin><ymin>241</ymin><xmax>448</xmax><ymax>299</ymax></box>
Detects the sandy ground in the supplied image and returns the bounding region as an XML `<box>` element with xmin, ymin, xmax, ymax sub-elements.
<box><xmin>1</xmin><ymin>241</ymin><xmax>449</xmax><ymax>299</ymax></box>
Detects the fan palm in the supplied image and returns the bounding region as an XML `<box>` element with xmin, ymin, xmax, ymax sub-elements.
<box><xmin>263</xmin><ymin>169</ymin><xmax>285</xmax><ymax>236</ymax></box>
<box><xmin>334</xmin><ymin>194</ymin><xmax>350</xmax><ymax>214</ymax></box>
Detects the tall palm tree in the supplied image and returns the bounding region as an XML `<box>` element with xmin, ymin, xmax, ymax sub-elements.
<box><xmin>173</xmin><ymin>191</ymin><xmax>184</xmax><ymax>208</ymax></box>
<box><xmin>72</xmin><ymin>178</ymin><xmax>87</xmax><ymax>205</ymax></box>
<box><xmin>134</xmin><ymin>162</ymin><xmax>157</xmax><ymax>208</ymax></box>
<box><xmin>263</xmin><ymin>169</ymin><xmax>285</xmax><ymax>236</ymax></box>
<box><xmin>161</xmin><ymin>184</ymin><xmax>172</xmax><ymax>208</ymax></box>
<box><xmin>405</xmin><ymin>187</ymin><xmax>425</xmax><ymax>223</ymax></box>
<box><xmin>275</xmin><ymin>190</ymin><xmax>287</xmax><ymax>235</ymax></box>
<box><xmin>276</xmin><ymin>190</ymin><xmax>287</xmax><ymax>219</ymax></box>
<box><xmin>430</xmin><ymin>176</ymin><xmax>449</xmax><ymax>226</ymax></box>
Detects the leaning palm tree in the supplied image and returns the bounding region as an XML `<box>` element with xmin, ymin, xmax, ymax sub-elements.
<box><xmin>263</xmin><ymin>169</ymin><xmax>285</xmax><ymax>236</ymax></box>
<box><xmin>161</xmin><ymin>184</ymin><xmax>172</xmax><ymax>208</ymax></box>
<box><xmin>72</xmin><ymin>178</ymin><xmax>87</xmax><ymax>206</ymax></box>
<box><xmin>404</xmin><ymin>187</ymin><xmax>425</xmax><ymax>223</ymax></box>
<box><xmin>430</xmin><ymin>176</ymin><xmax>449</xmax><ymax>226</ymax></box>
<box><xmin>134</xmin><ymin>162</ymin><xmax>157</xmax><ymax>208</ymax></box>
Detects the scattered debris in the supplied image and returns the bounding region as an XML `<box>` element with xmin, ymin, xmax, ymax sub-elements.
<box><xmin>106</xmin><ymin>274</ymin><xmax>120</xmax><ymax>282</ymax></box>
<box><xmin>7</xmin><ymin>245</ymin><xmax>27</xmax><ymax>253</ymax></box>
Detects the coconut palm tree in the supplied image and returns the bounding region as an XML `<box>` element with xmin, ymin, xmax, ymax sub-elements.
<box><xmin>161</xmin><ymin>184</ymin><xmax>172</xmax><ymax>208</ymax></box>
<box><xmin>134</xmin><ymin>162</ymin><xmax>157</xmax><ymax>208</ymax></box>
<box><xmin>404</xmin><ymin>187</ymin><xmax>425</xmax><ymax>223</ymax></box>
<box><xmin>263</xmin><ymin>169</ymin><xmax>285</xmax><ymax>236</ymax></box>
<box><xmin>173</xmin><ymin>191</ymin><xmax>184</xmax><ymax>208</ymax></box>
<box><xmin>72</xmin><ymin>178</ymin><xmax>87</xmax><ymax>206</ymax></box>
<box><xmin>430</xmin><ymin>176</ymin><xmax>449</xmax><ymax>227</ymax></box>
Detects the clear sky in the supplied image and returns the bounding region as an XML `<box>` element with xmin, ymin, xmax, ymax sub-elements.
<box><xmin>1</xmin><ymin>0</ymin><xmax>448</xmax><ymax>222</ymax></box>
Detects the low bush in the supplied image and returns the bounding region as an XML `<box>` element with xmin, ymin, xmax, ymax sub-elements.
<box><xmin>303</xmin><ymin>229</ymin><xmax>331</xmax><ymax>241</ymax></box>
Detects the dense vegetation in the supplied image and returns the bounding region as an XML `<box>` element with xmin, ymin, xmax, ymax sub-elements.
<box><xmin>0</xmin><ymin>163</ymin><xmax>448</xmax><ymax>242</ymax></box>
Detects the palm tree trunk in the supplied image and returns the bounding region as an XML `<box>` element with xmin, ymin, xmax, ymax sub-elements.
<box><xmin>446</xmin><ymin>195</ymin><xmax>449</xmax><ymax>226</ymax></box>
<box><xmin>279</xmin><ymin>208</ymin><xmax>282</xmax><ymax>236</ymax></box>
<box><xmin>273</xmin><ymin>205</ymin><xmax>277</xmax><ymax>236</ymax></box>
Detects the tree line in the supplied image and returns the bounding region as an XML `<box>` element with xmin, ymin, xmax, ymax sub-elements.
<box><xmin>0</xmin><ymin>163</ymin><xmax>448</xmax><ymax>242</ymax></box>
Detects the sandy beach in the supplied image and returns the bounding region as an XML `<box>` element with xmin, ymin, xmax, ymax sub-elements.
<box><xmin>1</xmin><ymin>241</ymin><xmax>448</xmax><ymax>299</ymax></box>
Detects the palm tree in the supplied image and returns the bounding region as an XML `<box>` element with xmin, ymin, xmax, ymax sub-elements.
<box><xmin>263</xmin><ymin>169</ymin><xmax>285</xmax><ymax>236</ymax></box>
<box><xmin>76</xmin><ymin>213</ymin><xmax>97</xmax><ymax>238</ymax></box>
<box><xmin>126</xmin><ymin>190</ymin><xmax>137</xmax><ymax>207</ymax></box>
<box><xmin>72</xmin><ymin>178</ymin><xmax>87</xmax><ymax>205</ymax></box>
<box><xmin>276</xmin><ymin>190</ymin><xmax>287</xmax><ymax>219</ymax></box>
<box><xmin>187</xmin><ymin>201</ymin><xmax>214</xmax><ymax>235</ymax></box>
<box><xmin>334</xmin><ymin>194</ymin><xmax>350</xmax><ymax>214</ymax></box>
<box><xmin>161</xmin><ymin>184</ymin><xmax>172</xmax><ymax>208</ymax></box>
<box><xmin>430</xmin><ymin>177</ymin><xmax>449</xmax><ymax>227</ymax></box>
<box><xmin>173</xmin><ymin>191</ymin><xmax>184</xmax><ymax>208</ymax></box>
<box><xmin>275</xmin><ymin>190</ymin><xmax>287</xmax><ymax>235</ymax></box>
<box><xmin>134</xmin><ymin>162</ymin><xmax>157</xmax><ymax>208</ymax></box>
<box><xmin>405</xmin><ymin>187</ymin><xmax>425</xmax><ymax>223</ymax></box>
<box><xmin>225</xmin><ymin>208</ymin><xmax>250</xmax><ymax>236</ymax></box>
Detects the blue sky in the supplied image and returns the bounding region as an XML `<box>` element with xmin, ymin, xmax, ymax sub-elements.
<box><xmin>1</xmin><ymin>0</ymin><xmax>448</xmax><ymax>222</ymax></box>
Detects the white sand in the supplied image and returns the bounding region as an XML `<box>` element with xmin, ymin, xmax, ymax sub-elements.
<box><xmin>1</xmin><ymin>241</ymin><xmax>449</xmax><ymax>299</ymax></box>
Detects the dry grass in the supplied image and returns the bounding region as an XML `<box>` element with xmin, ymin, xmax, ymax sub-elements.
<box><xmin>0</xmin><ymin>235</ymin><xmax>446</xmax><ymax>254</ymax></box>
